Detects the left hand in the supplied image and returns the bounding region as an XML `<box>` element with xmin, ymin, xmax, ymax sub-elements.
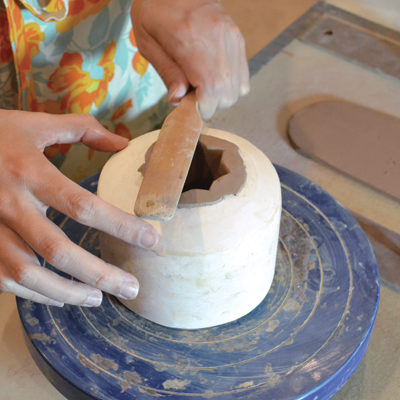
<box><xmin>131</xmin><ymin>0</ymin><xmax>250</xmax><ymax>120</ymax></box>
<box><xmin>0</xmin><ymin>110</ymin><xmax>158</xmax><ymax>307</ymax></box>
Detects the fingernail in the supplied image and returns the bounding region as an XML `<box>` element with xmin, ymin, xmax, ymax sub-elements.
<box><xmin>119</xmin><ymin>281</ymin><xmax>139</xmax><ymax>300</ymax></box>
<box><xmin>83</xmin><ymin>291</ymin><xmax>103</xmax><ymax>307</ymax></box>
<box><xmin>138</xmin><ymin>228</ymin><xmax>158</xmax><ymax>249</ymax></box>
<box><xmin>48</xmin><ymin>300</ymin><xmax>64</xmax><ymax>307</ymax></box>
<box><xmin>240</xmin><ymin>83</ymin><xmax>250</xmax><ymax>96</ymax></box>
<box><xmin>168</xmin><ymin>84</ymin><xmax>187</xmax><ymax>102</ymax></box>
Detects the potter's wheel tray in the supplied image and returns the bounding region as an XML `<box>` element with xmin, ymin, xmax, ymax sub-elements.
<box><xmin>17</xmin><ymin>165</ymin><xmax>379</xmax><ymax>400</ymax></box>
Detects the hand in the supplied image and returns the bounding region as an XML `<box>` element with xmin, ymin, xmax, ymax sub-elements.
<box><xmin>131</xmin><ymin>0</ymin><xmax>250</xmax><ymax>120</ymax></box>
<box><xmin>0</xmin><ymin>110</ymin><xmax>158</xmax><ymax>307</ymax></box>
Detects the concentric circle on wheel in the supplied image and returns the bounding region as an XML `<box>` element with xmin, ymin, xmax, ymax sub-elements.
<box><xmin>18</xmin><ymin>166</ymin><xmax>379</xmax><ymax>400</ymax></box>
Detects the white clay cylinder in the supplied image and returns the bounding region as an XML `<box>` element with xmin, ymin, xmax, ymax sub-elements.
<box><xmin>98</xmin><ymin>129</ymin><xmax>281</xmax><ymax>329</ymax></box>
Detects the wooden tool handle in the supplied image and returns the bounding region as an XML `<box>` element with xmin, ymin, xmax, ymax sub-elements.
<box><xmin>134</xmin><ymin>92</ymin><xmax>203</xmax><ymax>220</ymax></box>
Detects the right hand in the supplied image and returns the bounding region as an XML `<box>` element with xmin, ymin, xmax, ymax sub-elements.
<box><xmin>0</xmin><ymin>110</ymin><xmax>158</xmax><ymax>307</ymax></box>
<box><xmin>131</xmin><ymin>0</ymin><xmax>250</xmax><ymax>120</ymax></box>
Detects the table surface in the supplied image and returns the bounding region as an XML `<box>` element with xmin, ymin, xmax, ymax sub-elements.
<box><xmin>1</xmin><ymin>1</ymin><xmax>400</xmax><ymax>399</ymax></box>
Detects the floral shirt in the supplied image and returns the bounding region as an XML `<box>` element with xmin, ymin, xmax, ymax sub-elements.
<box><xmin>0</xmin><ymin>0</ymin><xmax>169</xmax><ymax>182</ymax></box>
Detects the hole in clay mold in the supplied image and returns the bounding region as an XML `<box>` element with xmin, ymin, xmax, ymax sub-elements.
<box><xmin>183</xmin><ymin>144</ymin><xmax>229</xmax><ymax>192</ymax></box>
<box><xmin>324</xmin><ymin>30</ymin><xmax>334</xmax><ymax>36</ymax></box>
<box><xmin>139</xmin><ymin>135</ymin><xmax>246</xmax><ymax>207</ymax></box>
<box><xmin>179</xmin><ymin>135</ymin><xmax>246</xmax><ymax>207</ymax></box>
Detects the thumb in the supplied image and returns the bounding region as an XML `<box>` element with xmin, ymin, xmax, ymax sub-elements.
<box><xmin>81</xmin><ymin>126</ymin><xmax>129</xmax><ymax>153</ymax></box>
<box><xmin>31</xmin><ymin>113</ymin><xmax>129</xmax><ymax>152</ymax></box>
<box><xmin>138</xmin><ymin>35</ymin><xmax>190</xmax><ymax>102</ymax></box>
<box><xmin>72</xmin><ymin>115</ymin><xmax>129</xmax><ymax>152</ymax></box>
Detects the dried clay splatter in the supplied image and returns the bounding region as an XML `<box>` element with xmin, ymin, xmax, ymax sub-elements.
<box><xmin>162</xmin><ymin>378</ymin><xmax>191</xmax><ymax>390</ymax></box>
<box><xmin>90</xmin><ymin>354</ymin><xmax>118</xmax><ymax>371</ymax></box>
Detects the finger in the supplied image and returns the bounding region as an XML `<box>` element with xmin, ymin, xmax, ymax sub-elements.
<box><xmin>46</xmin><ymin>174</ymin><xmax>158</xmax><ymax>249</ymax></box>
<box><xmin>176</xmin><ymin>53</ymin><xmax>219</xmax><ymax>119</ymax></box>
<box><xmin>53</xmin><ymin>114</ymin><xmax>129</xmax><ymax>151</ymax></box>
<box><xmin>136</xmin><ymin>29</ymin><xmax>189</xmax><ymax>101</ymax></box>
<box><xmin>4</xmin><ymin>203</ymin><xmax>140</xmax><ymax>301</ymax></box>
<box><xmin>169</xmin><ymin>82</ymin><xmax>189</xmax><ymax>104</ymax></box>
<box><xmin>1</xmin><ymin>277</ymin><xmax>64</xmax><ymax>307</ymax></box>
<box><xmin>196</xmin><ymin>85</ymin><xmax>219</xmax><ymax>121</ymax></box>
<box><xmin>166</xmin><ymin>33</ymin><xmax>224</xmax><ymax>119</ymax></box>
<box><xmin>217</xmin><ymin>25</ymin><xmax>240</xmax><ymax>110</ymax></box>
<box><xmin>238</xmin><ymin>34</ymin><xmax>250</xmax><ymax>96</ymax></box>
<box><xmin>14</xmin><ymin>151</ymin><xmax>159</xmax><ymax>250</ymax></box>
<box><xmin>215</xmin><ymin>18</ymin><xmax>249</xmax><ymax>110</ymax></box>
<box><xmin>15</xmin><ymin>111</ymin><xmax>129</xmax><ymax>151</ymax></box>
<box><xmin>0</xmin><ymin>222</ymin><xmax>103</xmax><ymax>306</ymax></box>
<box><xmin>194</xmin><ymin>51</ymin><xmax>221</xmax><ymax>120</ymax></box>
<box><xmin>227</xmin><ymin>32</ymin><xmax>240</xmax><ymax>107</ymax></box>
<box><xmin>139</xmin><ymin>9</ymin><xmax>221</xmax><ymax>119</ymax></box>
<box><xmin>3</xmin><ymin>270</ymin><xmax>102</xmax><ymax>307</ymax></box>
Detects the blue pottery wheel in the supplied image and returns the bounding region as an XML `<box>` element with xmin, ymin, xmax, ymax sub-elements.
<box><xmin>17</xmin><ymin>165</ymin><xmax>379</xmax><ymax>400</ymax></box>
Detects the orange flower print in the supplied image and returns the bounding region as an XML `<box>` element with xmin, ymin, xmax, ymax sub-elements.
<box><xmin>27</xmin><ymin>76</ymin><xmax>63</xmax><ymax>113</ymax></box>
<box><xmin>5</xmin><ymin>0</ymin><xmax>45</xmax><ymax>90</ymax></box>
<box><xmin>129</xmin><ymin>29</ymin><xmax>148</xmax><ymax>77</ymax></box>
<box><xmin>132</xmin><ymin>51</ymin><xmax>148</xmax><ymax>77</ymax></box>
<box><xmin>44</xmin><ymin>143</ymin><xmax>72</xmax><ymax>159</ymax></box>
<box><xmin>114</xmin><ymin>122</ymin><xmax>132</xmax><ymax>140</ymax></box>
<box><xmin>15</xmin><ymin>0</ymin><xmax>66</xmax><ymax>22</ymax></box>
<box><xmin>44</xmin><ymin>0</ymin><xmax>65</xmax><ymax>14</ymax></box>
<box><xmin>129</xmin><ymin>29</ymin><xmax>137</xmax><ymax>47</ymax></box>
<box><xmin>5</xmin><ymin>0</ymin><xmax>23</xmax><ymax>34</ymax></box>
<box><xmin>16</xmin><ymin>23</ymin><xmax>45</xmax><ymax>89</ymax></box>
<box><xmin>112</xmin><ymin>99</ymin><xmax>133</xmax><ymax>122</ymax></box>
<box><xmin>48</xmin><ymin>41</ymin><xmax>116</xmax><ymax>113</ymax></box>
<box><xmin>0</xmin><ymin>12</ymin><xmax>13</xmax><ymax>64</ymax></box>
<box><xmin>56</xmin><ymin>0</ymin><xmax>111</xmax><ymax>33</ymax></box>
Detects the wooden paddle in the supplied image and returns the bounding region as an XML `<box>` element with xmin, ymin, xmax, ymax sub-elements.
<box><xmin>134</xmin><ymin>92</ymin><xmax>203</xmax><ymax>220</ymax></box>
